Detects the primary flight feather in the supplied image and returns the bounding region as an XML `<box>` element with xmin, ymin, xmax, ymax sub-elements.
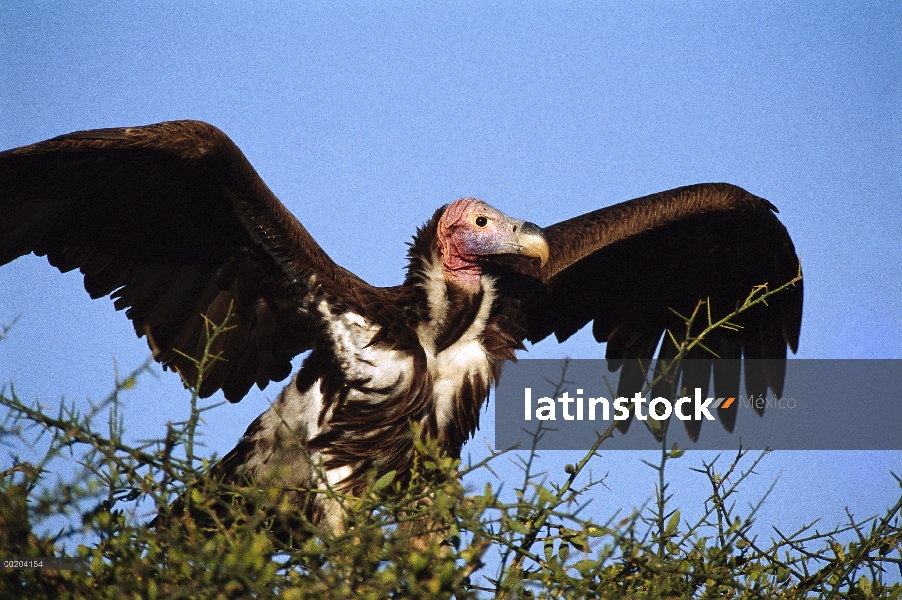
<box><xmin>0</xmin><ymin>120</ymin><xmax>802</xmax><ymax>529</ymax></box>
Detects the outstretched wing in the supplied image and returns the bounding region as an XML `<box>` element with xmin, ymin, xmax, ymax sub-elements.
<box><xmin>523</xmin><ymin>183</ymin><xmax>803</xmax><ymax>438</ymax></box>
<box><xmin>0</xmin><ymin>120</ymin><xmax>377</xmax><ymax>402</ymax></box>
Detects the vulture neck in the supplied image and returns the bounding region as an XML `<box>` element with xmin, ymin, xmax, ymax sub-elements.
<box><xmin>406</xmin><ymin>209</ymin><xmax>494</xmax><ymax>355</ymax></box>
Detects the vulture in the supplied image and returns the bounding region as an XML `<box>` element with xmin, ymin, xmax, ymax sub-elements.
<box><xmin>0</xmin><ymin>120</ymin><xmax>802</xmax><ymax>531</ymax></box>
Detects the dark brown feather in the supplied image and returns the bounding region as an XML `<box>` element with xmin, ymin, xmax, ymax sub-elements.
<box><xmin>0</xmin><ymin>120</ymin><xmax>383</xmax><ymax>402</ymax></box>
<box><xmin>514</xmin><ymin>183</ymin><xmax>803</xmax><ymax>438</ymax></box>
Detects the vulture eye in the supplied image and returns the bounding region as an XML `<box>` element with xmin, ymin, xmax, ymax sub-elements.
<box><xmin>475</xmin><ymin>216</ymin><xmax>488</xmax><ymax>228</ymax></box>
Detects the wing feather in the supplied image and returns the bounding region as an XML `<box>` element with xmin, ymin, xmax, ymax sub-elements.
<box><xmin>0</xmin><ymin>120</ymin><xmax>378</xmax><ymax>402</ymax></box>
<box><xmin>522</xmin><ymin>183</ymin><xmax>803</xmax><ymax>438</ymax></box>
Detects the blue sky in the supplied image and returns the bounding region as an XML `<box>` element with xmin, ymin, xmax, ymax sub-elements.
<box><xmin>1</xmin><ymin>1</ymin><xmax>899</xmax><ymax>580</ymax></box>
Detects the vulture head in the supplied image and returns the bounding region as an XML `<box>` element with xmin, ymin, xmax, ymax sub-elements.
<box><xmin>436</xmin><ymin>198</ymin><xmax>549</xmax><ymax>292</ymax></box>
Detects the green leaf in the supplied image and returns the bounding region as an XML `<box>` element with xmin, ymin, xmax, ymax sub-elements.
<box><xmin>669</xmin><ymin>443</ymin><xmax>685</xmax><ymax>458</ymax></box>
<box><xmin>666</xmin><ymin>510</ymin><xmax>680</xmax><ymax>534</ymax></box>
<box><xmin>536</xmin><ymin>484</ymin><xmax>555</xmax><ymax>507</ymax></box>
<box><xmin>569</xmin><ymin>534</ymin><xmax>589</xmax><ymax>552</ymax></box>
<box><xmin>558</xmin><ymin>543</ymin><xmax>569</xmax><ymax>562</ymax></box>
<box><xmin>372</xmin><ymin>469</ymin><xmax>396</xmax><ymax>492</ymax></box>
<box><xmin>509</xmin><ymin>519</ymin><xmax>529</xmax><ymax>534</ymax></box>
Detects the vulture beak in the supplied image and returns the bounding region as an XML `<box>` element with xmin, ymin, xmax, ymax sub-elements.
<box><xmin>513</xmin><ymin>221</ymin><xmax>549</xmax><ymax>266</ymax></box>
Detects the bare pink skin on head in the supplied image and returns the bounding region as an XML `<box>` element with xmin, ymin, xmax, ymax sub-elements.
<box><xmin>436</xmin><ymin>198</ymin><xmax>485</xmax><ymax>292</ymax></box>
<box><xmin>435</xmin><ymin>197</ymin><xmax>549</xmax><ymax>293</ymax></box>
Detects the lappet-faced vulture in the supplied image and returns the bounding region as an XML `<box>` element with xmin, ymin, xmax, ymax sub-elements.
<box><xmin>0</xmin><ymin>120</ymin><xmax>802</xmax><ymax>530</ymax></box>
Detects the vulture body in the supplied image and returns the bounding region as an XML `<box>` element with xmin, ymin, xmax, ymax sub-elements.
<box><xmin>0</xmin><ymin>121</ymin><xmax>802</xmax><ymax>530</ymax></box>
